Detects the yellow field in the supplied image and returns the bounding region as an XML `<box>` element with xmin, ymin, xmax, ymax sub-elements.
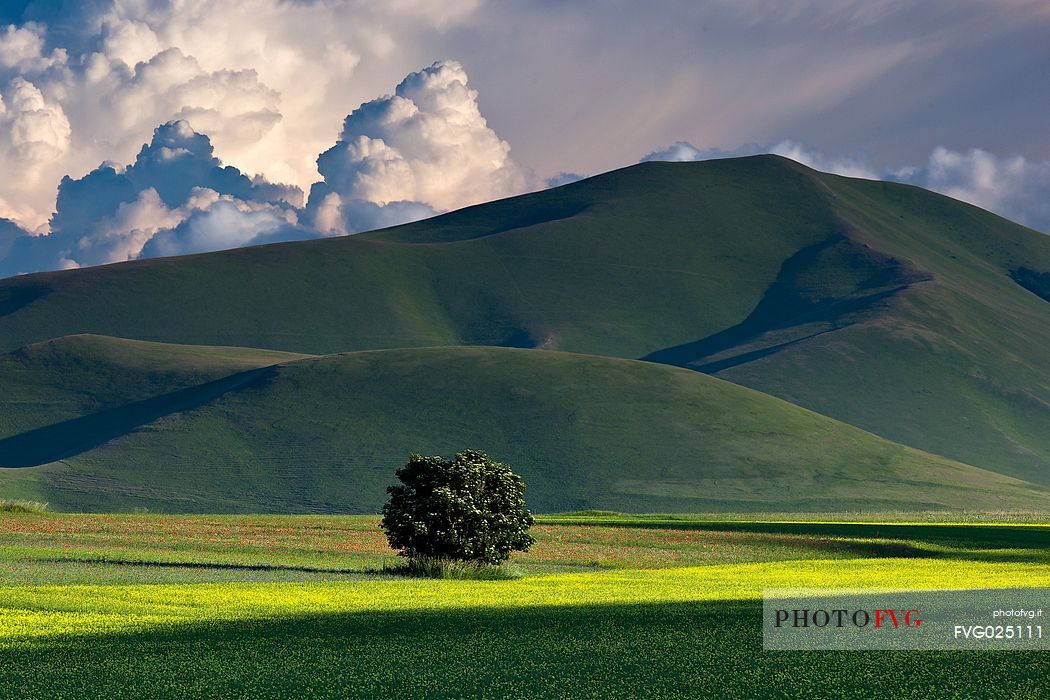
<box><xmin>4</xmin><ymin>558</ymin><xmax>1048</xmax><ymax>648</ymax></box>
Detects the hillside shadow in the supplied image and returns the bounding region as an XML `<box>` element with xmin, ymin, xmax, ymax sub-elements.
<box><xmin>0</xmin><ymin>284</ymin><xmax>49</xmax><ymax>319</ymax></box>
<box><xmin>1010</xmin><ymin>266</ymin><xmax>1050</xmax><ymax>303</ymax></box>
<box><xmin>3</xmin><ymin>599</ymin><xmax>1045</xmax><ymax>698</ymax></box>
<box><xmin>0</xmin><ymin>366</ymin><xmax>275</xmax><ymax>467</ymax></box>
<box><xmin>643</xmin><ymin>234</ymin><xmax>931</xmax><ymax>372</ymax></box>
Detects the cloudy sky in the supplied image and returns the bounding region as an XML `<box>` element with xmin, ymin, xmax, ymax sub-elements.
<box><xmin>1</xmin><ymin>0</ymin><xmax>1048</xmax><ymax>276</ymax></box>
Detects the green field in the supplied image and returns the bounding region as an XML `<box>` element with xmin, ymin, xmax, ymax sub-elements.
<box><xmin>0</xmin><ymin>512</ymin><xmax>1047</xmax><ymax>698</ymax></box>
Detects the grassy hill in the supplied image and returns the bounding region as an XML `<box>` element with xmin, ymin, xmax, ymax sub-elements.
<box><xmin>2</xmin><ymin>155</ymin><xmax>1050</xmax><ymax>492</ymax></box>
<box><xmin>0</xmin><ymin>335</ymin><xmax>311</xmax><ymax>467</ymax></box>
<box><xmin>0</xmin><ymin>338</ymin><xmax>1047</xmax><ymax>513</ymax></box>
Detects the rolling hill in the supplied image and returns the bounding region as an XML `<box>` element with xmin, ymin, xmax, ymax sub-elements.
<box><xmin>0</xmin><ymin>334</ymin><xmax>312</xmax><ymax>467</ymax></box>
<box><xmin>1</xmin><ymin>337</ymin><xmax>1046</xmax><ymax>513</ymax></box>
<box><xmin>2</xmin><ymin>155</ymin><xmax>1050</xmax><ymax>507</ymax></box>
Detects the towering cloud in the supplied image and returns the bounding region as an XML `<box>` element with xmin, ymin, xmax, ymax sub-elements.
<box><xmin>0</xmin><ymin>1</ymin><xmax>486</xmax><ymax>229</ymax></box>
<box><xmin>0</xmin><ymin>76</ymin><xmax>71</xmax><ymax>225</ymax></box>
<box><xmin>305</xmin><ymin>60</ymin><xmax>527</xmax><ymax>234</ymax></box>
<box><xmin>0</xmin><ymin>59</ymin><xmax>532</xmax><ymax>277</ymax></box>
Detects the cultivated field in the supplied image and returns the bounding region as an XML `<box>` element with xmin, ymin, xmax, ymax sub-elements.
<box><xmin>0</xmin><ymin>512</ymin><xmax>1048</xmax><ymax>698</ymax></box>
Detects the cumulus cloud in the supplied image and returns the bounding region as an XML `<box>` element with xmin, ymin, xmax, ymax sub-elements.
<box><xmin>304</xmin><ymin>60</ymin><xmax>527</xmax><ymax>234</ymax></box>
<box><xmin>0</xmin><ymin>76</ymin><xmax>71</xmax><ymax>224</ymax></box>
<box><xmin>0</xmin><ymin>119</ymin><xmax>303</xmax><ymax>276</ymax></box>
<box><xmin>0</xmin><ymin>1</ymin><xmax>500</xmax><ymax>230</ymax></box>
<box><xmin>0</xmin><ymin>58</ymin><xmax>532</xmax><ymax>277</ymax></box>
<box><xmin>765</xmin><ymin>143</ymin><xmax>1050</xmax><ymax>232</ymax></box>
<box><xmin>141</xmin><ymin>198</ymin><xmax>300</xmax><ymax>259</ymax></box>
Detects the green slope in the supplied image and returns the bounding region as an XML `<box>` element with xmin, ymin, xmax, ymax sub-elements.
<box><xmin>2</xmin><ymin>156</ymin><xmax>1050</xmax><ymax>486</ymax></box>
<box><xmin>0</xmin><ymin>156</ymin><xmax>841</xmax><ymax>357</ymax></box>
<box><xmin>0</xmin><ymin>342</ymin><xmax>1046</xmax><ymax>513</ymax></box>
<box><xmin>706</xmin><ymin>173</ymin><xmax>1050</xmax><ymax>486</ymax></box>
<box><xmin>0</xmin><ymin>335</ymin><xmax>311</xmax><ymax>466</ymax></box>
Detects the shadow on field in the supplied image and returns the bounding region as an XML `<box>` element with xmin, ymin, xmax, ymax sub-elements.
<box><xmin>543</xmin><ymin>519</ymin><xmax>1050</xmax><ymax>550</ymax></box>
<box><xmin>2</xmin><ymin>599</ymin><xmax>1046</xmax><ymax>699</ymax></box>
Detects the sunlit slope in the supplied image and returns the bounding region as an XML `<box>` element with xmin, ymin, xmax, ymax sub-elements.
<box><xmin>2</xmin><ymin>344</ymin><xmax>1047</xmax><ymax>513</ymax></box>
<box><xmin>3</xmin><ymin>156</ymin><xmax>1050</xmax><ymax>482</ymax></box>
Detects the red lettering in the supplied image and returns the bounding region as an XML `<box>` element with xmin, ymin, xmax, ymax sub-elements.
<box><xmin>874</xmin><ymin>609</ymin><xmax>899</xmax><ymax>628</ymax></box>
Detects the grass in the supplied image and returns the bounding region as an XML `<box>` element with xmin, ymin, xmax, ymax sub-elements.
<box><xmin>4</xmin><ymin>559</ymin><xmax>1050</xmax><ymax>645</ymax></box>
<box><xmin>0</xmin><ymin>499</ymin><xmax>47</xmax><ymax>513</ymax></box>
<box><xmin>381</xmin><ymin>556</ymin><xmax>520</xmax><ymax>580</ymax></box>
<box><xmin>0</xmin><ymin>334</ymin><xmax>310</xmax><ymax>444</ymax></box>
<box><xmin>3</xmin><ymin>156</ymin><xmax>1050</xmax><ymax>491</ymax></box>
<box><xmin>0</xmin><ymin>512</ymin><xmax>981</xmax><ymax>584</ymax></box>
<box><xmin>0</xmin><ymin>513</ymin><xmax>1048</xmax><ymax>698</ymax></box>
<box><xmin>5</xmin><ymin>600</ymin><xmax>1048</xmax><ymax>699</ymax></box>
<box><xmin>3</xmin><ymin>341</ymin><xmax>1049</xmax><ymax>513</ymax></box>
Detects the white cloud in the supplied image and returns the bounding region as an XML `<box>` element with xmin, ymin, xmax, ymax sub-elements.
<box><xmin>0</xmin><ymin>55</ymin><xmax>531</xmax><ymax>276</ymax></box>
<box><xmin>0</xmin><ymin>23</ymin><xmax>64</xmax><ymax>74</ymax></box>
<box><xmin>77</xmin><ymin>188</ymin><xmax>184</xmax><ymax>265</ymax></box>
<box><xmin>641</xmin><ymin>142</ymin><xmax>708</xmax><ymax>163</ymax></box>
<box><xmin>306</xmin><ymin>59</ymin><xmax>527</xmax><ymax>233</ymax></box>
<box><xmin>640</xmin><ymin>142</ymin><xmax>760</xmax><ymax>164</ymax></box>
<box><xmin>0</xmin><ymin>119</ymin><xmax>304</xmax><ymax>276</ymax></box>
<box><xmin>100</xmin><ymin>19</ymin><xmax>163</xmax><ymax>69</ymax></box>
<box><xmin>0</xmin><ymin>1</ymin><xmax>487</xmax><ymax>229</ymax></box>
<box><xmin>0</xmin><ymin>77</ymin><xmax>71</xmax><ymax>226</ymax></box>
<box><xmin>0</xmin><ymin>77</ymin><xmax>69</xmax><ymax>162</ymax></box>
<box><xmin>140</xmin><ymin>198</ymin><xmax>299</xmax><ymax>259</ymax></box>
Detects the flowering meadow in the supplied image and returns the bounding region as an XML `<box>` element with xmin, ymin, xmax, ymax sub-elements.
<box><xmin>0</xmin><ymin>513</ymin><xmax>1047</xmax><ymax>697</ymax></box>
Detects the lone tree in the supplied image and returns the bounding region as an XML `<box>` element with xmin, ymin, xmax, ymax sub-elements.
<box><xmin>381</xmin><ymin>450</ymin><xmax>535</xmax><ymax>567</ymax></box>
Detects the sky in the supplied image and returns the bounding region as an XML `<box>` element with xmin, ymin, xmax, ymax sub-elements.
<box><xmin>0</xmin><ymin>0</ymin><xmax>1048</xmax><ymax>277</ymax></box>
